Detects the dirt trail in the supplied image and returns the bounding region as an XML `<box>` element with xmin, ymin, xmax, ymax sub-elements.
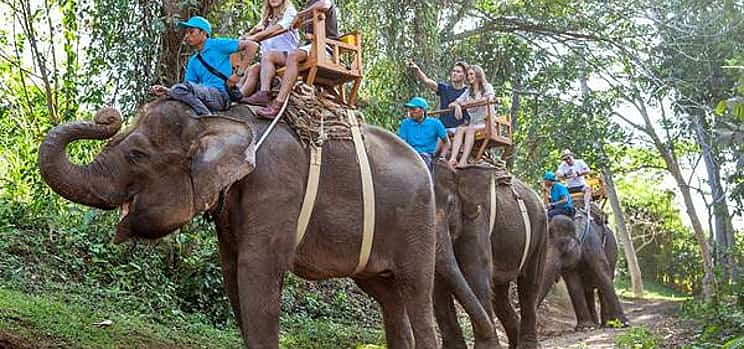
<box><xmin>536</xmin><ymin>283</ymin><xmax>696</xmax><ymax>348</ymax></box>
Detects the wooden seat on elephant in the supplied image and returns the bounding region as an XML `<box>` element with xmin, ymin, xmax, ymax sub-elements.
<box><xmin>275</xmin><ymin>8</ymin><xmax>363</xmax><ymax>107</ymax></box>
<box><xmin>568</xmin><ymin>174</ymin><xmax>607</xmax><ymax>203</ymax></box>
<box><xmin>428</xmin><ymin>100</ymin><xmax>512</xmax><ymax>161</ymax></box>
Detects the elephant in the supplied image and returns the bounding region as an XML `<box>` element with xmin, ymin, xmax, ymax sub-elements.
<box><xmin>537</xmin><ymin>211</ymin><xmax>629</xmax><ymax>330</ymax></box>
<box><xmin>432</xmin><ymin>160</ymin><xmax>548</xmax><ymax>349</ymax></box>
<box><xmin>38</xmin><ymin>100</ymin><xmax>495</xmax><ymax>349</ymax></box>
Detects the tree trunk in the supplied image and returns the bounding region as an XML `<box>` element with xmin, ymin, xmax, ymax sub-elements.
<box><xmin>692</xmin><ymin>112</ymin><xmax>737</xmax><ymax>282</ymax></box>
<box><xmin>601</xmin><ymin>165</ymin><xmax>644</xmax><ymax>298</ymax></box>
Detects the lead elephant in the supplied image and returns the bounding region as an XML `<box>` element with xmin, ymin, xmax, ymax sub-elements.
<box><xmin>38</xmin><ymin>100</ymin><xmax>450</xmax><ymax>349</ymax></box>
<box><xmin>538</xmin><ymin>212</ymin><xmax>629</xmax><ymax>330</ymax></box>
<box><xmin>432</xmin><ymin>160</ymin><xmax>548</xmax><ymax>349</ymax></box>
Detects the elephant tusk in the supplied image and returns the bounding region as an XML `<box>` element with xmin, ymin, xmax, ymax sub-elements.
<box><xmin>120</xmin><ymin>201</ymin><xmax>131</xmax><ymax>219</ymax></box>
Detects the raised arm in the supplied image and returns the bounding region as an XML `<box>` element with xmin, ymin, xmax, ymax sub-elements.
<box><xmin>408</xmin><ymin>61</ymin><xmax>438</xmax><ymax>92</ymax></box>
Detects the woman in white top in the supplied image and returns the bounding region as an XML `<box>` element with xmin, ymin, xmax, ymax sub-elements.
<box><xmin>238</xmin><ymin>0</ymin><xmax>300</xmax><ymax>101</ymax></box>
<box><xmin>447</xmin><ymin>65</ymin><xmax>496</xmax><ymax>168</ymax></box>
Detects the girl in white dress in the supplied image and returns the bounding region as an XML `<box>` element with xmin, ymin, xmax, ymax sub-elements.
<box><xmin>447</xmin><ymin>65</ymin><xmax>496</xmax><ymax>168</ymax></box>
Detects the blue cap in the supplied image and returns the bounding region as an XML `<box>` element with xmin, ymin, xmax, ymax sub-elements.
<box><xmin>404</xmin><ymin>97</ymin><xmax>429</xmax><ymax>111</ymax></box>
<box><xmin>178</xmin><ymin>16</ymin><xmax>212</xmax><ymax>37</ymax></box>
<box><xmin>543</xmin><ymin>171</ymin><xmax>557</xmax><ymax>181</ymax></box>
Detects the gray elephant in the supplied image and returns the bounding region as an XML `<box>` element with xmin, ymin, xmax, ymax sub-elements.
<box><xmin>38</xmin><ymin>101</ymin><xmax>458</xmax><ymax>349</ymax></box>
<box><xmin>538</xmin><ymin>212</ymin><xmax>629</xmax><ymax>329</ymax></box>
<box><xmin>432</xmin><ymin>160</ymin><xmax>548</xmax><ymax>349</ymax></box>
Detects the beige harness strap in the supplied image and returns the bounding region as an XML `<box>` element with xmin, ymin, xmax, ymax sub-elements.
<box><xmin>296</xmin><ymin>145</ymin><xmax>322</xmax><ymax>245</ymax></box>
<box><xmin>515</xmin><ymin>193</ymin><xmax>532</xmax><ymax>272</ymax></box>
<box><xmin>488</xmin><ymin>174</ymin><xmax>497</xmax><ymax>237</ymax></box>
<box><xmin>348</xmin><ymin>111</ymin><xmax>376</xmax><ymax>275</ymax></box>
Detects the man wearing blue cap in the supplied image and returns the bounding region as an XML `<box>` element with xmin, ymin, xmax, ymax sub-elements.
<box><xmin>543</xmin><ymin>171</ymin><xmax>574</xmax><ymax>220</ymax></box>
<box><xmin>398</xmin><ymin>97</ymin><xmax>450</xmax><ymax>171</ymax></box>
<box><xmin>150</xmin><ymin>16</ymin><xmax>254</xmax><ymax>115</ymax></box>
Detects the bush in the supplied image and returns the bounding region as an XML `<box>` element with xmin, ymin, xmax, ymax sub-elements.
<box><xmin>615</xmin><ymin>326</ymin><xmax>659</xmax><ymax>349</ymax></box>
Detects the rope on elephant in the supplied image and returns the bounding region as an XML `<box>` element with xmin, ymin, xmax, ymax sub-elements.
<box><xmin>479</xmin><ymin>157</ymin><xmax>513</xmax><ymax>187</ymax></box>
<box><xmin>283</xmin><ymin>82</ymin><xmax>365</xmax><ymax>147</ymax></box>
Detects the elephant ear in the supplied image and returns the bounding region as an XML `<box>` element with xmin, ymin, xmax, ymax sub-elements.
<box><xmin>189</xmin><ymin>118</ymin><xmax>256</xmax><ymax>212</ymax></box>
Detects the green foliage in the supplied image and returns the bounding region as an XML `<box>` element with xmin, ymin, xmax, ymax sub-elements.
<box><xmin>680</xmin><ymin>278</ymin><xmax>744</xmax><ymax>348</ymax></box>
<box><xmin>615</xmin><ymin>278</ymin><xmax>689</xmax><ymax>301</ymax></box>
<box><xmin>615</xmin><ymin>326</ymin><xmax>660</xmax><ymax>349</ymax></box>
<box><xmin>616</xmin><ymin>174</ymin><xmax>703</xmax><ymax>294</ymax></box>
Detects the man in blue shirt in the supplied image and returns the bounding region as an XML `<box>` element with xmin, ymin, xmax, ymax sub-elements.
<box><xmin>398</xmin><ymin>97</ymin><xmax>450</xmax><ymax>171</ymax></box>
<box><xmin>543</xmin><ymin>171</ymin><xmax>575</xmax><ymax>220</ymax></box>
<box><xmin>150</xmin><ymin>16</ymin><xmax>253</xmax><ymax>115</ymax></box>
<box><xmin>408</xmin><ymin>61</ymin><xmax>469</xmax><ymax>132</ymax></box>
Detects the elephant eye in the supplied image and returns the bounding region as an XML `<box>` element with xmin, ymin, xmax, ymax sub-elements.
<box><xmin>127</xmin><ymin>150</ymin><xmax>148</xmax><ymax>162</ymax></box>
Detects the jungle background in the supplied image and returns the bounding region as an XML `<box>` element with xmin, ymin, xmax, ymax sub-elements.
<box><xmin>0</xmin><ymin>0</ymin><xmax>742</xmax><ymax>348</ymax></box>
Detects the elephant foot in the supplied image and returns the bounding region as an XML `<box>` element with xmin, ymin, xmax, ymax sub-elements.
<box><xmin>473</xmin><ymin>339</ymin><xmax>502</xmax><ymax>349</ymax></box>
<box><xmin>442</xmin><ymin>340</ymin><xmax>469</xmax><ymax>349</ymax></box>
<box><xmin>575</xmin><ymin>321</ymin><xmax>597</xmax><ymax>331</ymax></box>
<box><xmin>516</xmin><ymin>341</ymin><xmax>541</xmax><ymax>349</ymax></box>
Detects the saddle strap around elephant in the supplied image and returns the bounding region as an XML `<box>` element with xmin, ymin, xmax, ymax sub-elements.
<box><xmin>294</xmin><ymin>111</ymin><xmax>376</xmax><ymax>276</ymax></box>
<box><xmin>488</xmin><ymin>175</ymin><xmax>532</xmax><ymax>272</ymax></box>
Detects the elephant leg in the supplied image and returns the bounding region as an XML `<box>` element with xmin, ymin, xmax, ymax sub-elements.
<box><xmin>516</xmin><ymin>276</ymin><xmax>541</xmax><ymax>348</ymax></box>
<box><xmin>587</xmin><ymin>255</ymin><xmax>629</xmax><ymax>327</ymax></box>
<box><xmin>234</xmin><ymin>226</ymin><xmax>293</xmax><ymax>349</ymax></box>
<box><xmin>598</xmin><ymin>288</ymin><xmax>610</xmax><ymax>327</ymax></box>
<box><xmin>455</xmin><ymin>231</ymin><xmax>499</xmax><ymax>348</ymax></box>
<box><xmin>584</xmin><ymin>287</ymin><xmax>598</xmax><ymax>325</ymax></box>
<box><xmin>563</xmin><ymin>271</ymin><xmax>595</xmax><ymax>330</ymax></box>
<box><xmin>491</xmin><ymin>284</ymin><xmax>518</xmax><ymax>349</ymax></box>
<box><xmin>433</xmin><ymin>276</ymin><xmax>468</xmax><ymax>349</ymax></box>
<box><xmin>355</xmin><ymin>276</ymin><xmax>414</xmax><ymax>349</ymax></box>
<box><xmin>397</xmin><ymin>261</ymin><xmax>439</xmax><ymax>348</ymax></box>
<box><xmin>436</xmin><ymin>228</ymin><xmax>497</xmax><ymax>349</ymax></box>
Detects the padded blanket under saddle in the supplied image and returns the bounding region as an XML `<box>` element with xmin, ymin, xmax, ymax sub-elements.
<box><xmin>283</xmin><ymin>83</ymin><xmax>364</xmax><ymax>147</ymax></box>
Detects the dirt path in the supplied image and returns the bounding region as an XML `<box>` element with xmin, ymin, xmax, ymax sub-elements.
<box><xmin>536</xmin><ymin>285</ymin><xmax>696</xmax><ymax>348</ymax></box>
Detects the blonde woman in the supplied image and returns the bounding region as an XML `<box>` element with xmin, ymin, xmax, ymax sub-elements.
<box><xmin>447</xmin><ymin>65</ymin><xmax>496</xmax><ymax>168</ymax></box>
<box><xmin>239</xmin><ymin>0</ymin><xmax>300</xmax><ymax>103</ymax></box>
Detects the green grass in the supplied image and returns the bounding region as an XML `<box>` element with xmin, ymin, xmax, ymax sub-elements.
<box><xmin>0</xmin><ymin>285</ymin><xmax>386</xmax><ymax>349</ymax></box>
<box><xmin>614</xmin><ymin>278</ymin><xmax>691</xmax><ymax>301</ymax></box>
<box><xmin>0</xmin><ymin>286</ymin><xmax>242</xmax><ymax>348</ymax></box>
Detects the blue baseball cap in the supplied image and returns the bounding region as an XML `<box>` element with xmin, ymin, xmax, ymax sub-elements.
<box><xmin>178</xmin><ymin>16</ymin><xmax>212</xmax><ymax>37</ymax></box>
<box><xmin>404</xmin><ymin>97</ymin><xmax>429</xmax><ymax>111</ymax></box>
<box><xmin>543</xmin><ymin>171</ymin><xmax>557</xmax><ymax>181</ymax></box>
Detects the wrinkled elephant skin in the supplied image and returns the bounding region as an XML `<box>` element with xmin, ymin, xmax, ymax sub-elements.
<box><xmin>433</xmin><ymin>160</ymin><xmax>548</xmax><ymax>349</ymax></box>
<box><xmin>538</xmin><ymin>213</ymin><xmax>629</xmax><ymax>330</ymax></box>
<box><xmin>38</xmin><ymin>101</ymin><xmax>442</xmax><ymax>349</ymax></box>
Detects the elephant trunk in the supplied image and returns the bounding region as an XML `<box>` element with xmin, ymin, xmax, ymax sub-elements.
<box><xmin>537</xmin><ymin>247</ymin><xmax>563</xmax><ymax>305</ymax></box>
<box><xmin>38</xmin><ymin>108</ymin><xmax>123</xmax><ymax>209</ymax></box>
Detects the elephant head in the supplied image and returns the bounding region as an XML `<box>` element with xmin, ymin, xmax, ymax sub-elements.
<box><xmin>38</xmin><ymin>100</ymin><xmax>256</xmax><ymax>242</ymax></box>
<box><xmin>538</xmin><ymin>215</ymin><xmax>581</xmax><ymax>302</ymax></box>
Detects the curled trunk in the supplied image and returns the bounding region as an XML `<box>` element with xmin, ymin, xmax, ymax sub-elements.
<box><xmin>38</xmin><ymin>108</ymin><xmax>123</xmax><ymax>209</ymax></box>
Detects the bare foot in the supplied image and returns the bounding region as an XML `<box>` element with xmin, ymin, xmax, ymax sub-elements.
<box><xmin>447</xmin><ymin>158</ymin><xmax>458</xmax><ymax>169</ymax></box>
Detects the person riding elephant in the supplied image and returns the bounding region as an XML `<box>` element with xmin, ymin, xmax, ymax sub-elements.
<box><xmin>432</xmin><ymin>160</ymin><xmax>548</xmax><ymax>349</ymax></box>
<box><xmin>538</xmin><ymin>209</ymin><xmax>629</xmax><ymax>330</ymax></box>
<box><xmin>150</xmin><ymin>16</ymin><xmax>254</xmax><ymax>115</ymax></box>
<box><xmin>38</xmin><ymin>100</ymin><xmax>448</xmax><ymax>348</ymax></box>
<box><xmin>556</xmin><ymin>149</ymin><xmax>593</xmax><ymax>212</ymax></box>
<box><xmin>397</xmin><ymin>97</ymin><xmax>451</xmax><ymax>171</ymax></box>
<box><xmin>543</xmin><ymin>171</ymin><xmax>575</xmax><ymax>220</ymax></box>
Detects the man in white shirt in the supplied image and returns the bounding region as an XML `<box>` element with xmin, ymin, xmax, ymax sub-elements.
<box><xmin>556</xmin><ymin>149</ymin><xmax>593</xmax><ymax>212</ymax></box>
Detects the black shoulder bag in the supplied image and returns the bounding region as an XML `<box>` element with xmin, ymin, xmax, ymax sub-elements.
<box><xmin>195</xmin><ymin>53</ymin><xmax>243</xmax><ymax>102</ymax></box>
